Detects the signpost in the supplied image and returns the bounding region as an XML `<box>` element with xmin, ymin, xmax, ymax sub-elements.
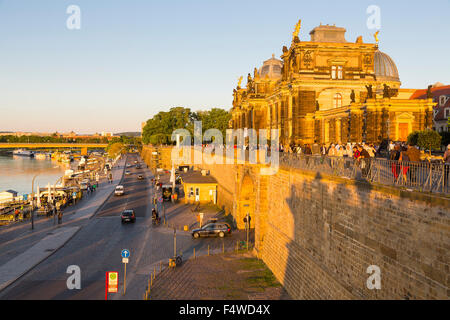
<box><xmin>121</xmin><ymin>249</ymin><xmax>130</xmax><ymax>295</ymax></box>
<box><xmin>105</xmin><ymin>271</ymin><xmax>118</xmax><ymax>300</ymax></box>
<box><xmin>244</xmin><ymin>213</ymin><xmax>251</xmax><ymax>251</ymax></box>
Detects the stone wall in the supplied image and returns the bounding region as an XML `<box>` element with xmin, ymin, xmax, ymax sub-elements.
<box><xmin>141</xmin><ymin>145</ymin><xmax>449</xmax><ymax>299</ymax></box>
<box><xmin>261</xmin><ymin>166</ymin><xmax>449</xmax><ymax>299</ymax></box>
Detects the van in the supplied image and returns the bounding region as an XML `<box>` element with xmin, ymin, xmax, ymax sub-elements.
<box><xmin>115</xmin><ymin>185</ymin><xmax>124</xmax><ymax>196</ymax></box>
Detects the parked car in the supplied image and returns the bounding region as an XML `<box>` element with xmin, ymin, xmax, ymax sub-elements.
<box><xmin>125</xmin><ymin>170</ymin><xmax>131</xmax><ymax>175</ymax></box>
<box><xmin>115</xmin><ymin>185</ymin><xmax>124</xmax><ymax>196</ymax></box>
<box><xmin>121</xmin><ymin>209</ymin><xmax>136</xmax><ymax>223</ymax></box>
<box><xmin>191</xmin><ymin>223</ymin><xmax>231</xmax><ymax>239</ymax></box>
<box><xmin>137</xmin><ymin>174</ymin><xmax>144</xmax><ymax>180</ymax></box>
<box><xmin>80</xmin><ymin>182</ymin><xmax>88</xmax><ymax>191</ymax></box>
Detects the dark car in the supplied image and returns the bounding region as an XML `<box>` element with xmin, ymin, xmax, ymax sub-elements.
<box><xmin>136</xmin><ymin>164</ymin><xmax>141</xmax><ymax>169</ymax></box>
<box><xmin>137</xmin><ymin>174</ymin><xmax>144</xmax><ymax>180</ymax></box>
<box><xmin>121</xmin><ymin>209</ymin><xmax>136</xmax><ymax>224</ymax></box>
<box><xmin>192</xmin><ymin>223</ymin><xmax>231</xmax><ymax>239</ymax></box>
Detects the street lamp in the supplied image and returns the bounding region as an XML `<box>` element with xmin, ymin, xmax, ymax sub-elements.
<box><xmin>31</xmin><ymin>173</ymin><xmax>42</xmax><ymax>230</ymax></box>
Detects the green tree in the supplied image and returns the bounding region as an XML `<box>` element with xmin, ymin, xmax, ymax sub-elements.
<box><xmin>417</xmin><ymin>130</ymin><xmax>442</xmax><ymax>155</ymax></box>
<box><xmin>195</xmin><ymin>108</ymin><xmax>231</xmax><ymax>142</ymax></box>
<box><xmin>142</xmin><ymin>107</ymin><xmax>197</xmax><ymax>145</ymax></box>
<box><xmin>407</xmin><ymin>131</ymin><xmax>420</xmax><ymax>146</ymax></box>
<box><xmin>107</xmin><ymin>142</ymin><xmax>125</xmax><ymax>158</ymax></box>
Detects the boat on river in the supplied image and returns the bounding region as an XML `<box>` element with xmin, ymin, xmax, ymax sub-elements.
<box><xmin>12</xmin><ymin>149</ymin><xmax>34</xmax><ymax>157</ymax></box>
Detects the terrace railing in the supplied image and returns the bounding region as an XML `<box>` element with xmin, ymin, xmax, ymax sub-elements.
<box><xmin>279</xmin><ymin>153</ymin><xmax>449</xmax><ymax>194</ymax></box>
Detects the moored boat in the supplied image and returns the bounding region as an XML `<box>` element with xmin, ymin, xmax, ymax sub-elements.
<box><xmin>12</xmin><ymin>149</ymin><xmax>34</xmax><ymax>157</ymax></box>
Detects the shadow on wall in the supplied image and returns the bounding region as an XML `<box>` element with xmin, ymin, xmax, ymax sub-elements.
<box><xmin>276</xmin><ymin>170</ymin><xmax>448</xmax><ymax>300</ymax></box>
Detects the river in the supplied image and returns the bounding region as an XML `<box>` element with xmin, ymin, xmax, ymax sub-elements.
<box><xmin>0</xmin><ymin>154</ymin><xmax>69</xmax><ymax>196</ymax></box>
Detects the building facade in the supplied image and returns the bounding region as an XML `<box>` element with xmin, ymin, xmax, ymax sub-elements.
<box><xmin>230</xmin><ymin>23</ymin><xmax>434</xmax><ymax>145</ymax></box>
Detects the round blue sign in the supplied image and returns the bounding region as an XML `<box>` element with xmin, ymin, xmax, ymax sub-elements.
<box><xmin>121</xmin><ymin>249</ymin><xmax>130</xmax><ymax>258</ymax></box>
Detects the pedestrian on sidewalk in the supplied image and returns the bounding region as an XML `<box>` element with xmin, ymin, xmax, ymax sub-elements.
<box><xmin>58</xmin><ymin>211</ymin><xmax>62</xmax><ymax>224</ymax></box>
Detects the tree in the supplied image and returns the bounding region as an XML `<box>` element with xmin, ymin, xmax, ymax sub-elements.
<box><xmin>407</xmin><ymin>131</ymin><xmax>420</xmax><ymax>146</ymax></box>
<box><xmin>417</xmin><ymin>130</ymin><xmax>442</xmax><ymax>155</ymax></box>
<box><xmin>142</xmin><ymin>107</ymin><xmax>197</xmax><ymax>145</ymax></box>
<box><xmin>195</xmin><ymin>108</ymin><xmax>231</xmax><ymax>142</ymax></box>
<box><xmin>107</xmin><ymin>142</ymin><xmax>125</xmax><ymax>158</ymax></box>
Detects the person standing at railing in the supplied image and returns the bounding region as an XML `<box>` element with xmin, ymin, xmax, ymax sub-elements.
<box><xmin>312</xmin><ymin>141</ymin><xmax>320</xmax><ymax>155</ymax></box>
<box><xmin>443</xmin><ymin>145</ymin><xmax>450</xmax><ymax>190</ymax></box>
<box><xmin>404</xmin><ymin>143</ymin><xmax>421</xmax><ymax>184</ymax></box>
<box><xmin>389</xmin><ymin>144</ymin><xmax>401</xmax><ymax>180</ymax></box>
<box><xmin>357</xmin><ymin>145</ymin><xmax>371</xmax><ymax>177</ymax></box>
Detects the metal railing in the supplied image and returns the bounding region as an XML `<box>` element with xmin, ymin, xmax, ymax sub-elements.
<box><xmin>279</xmin><ymin>153</ymin><xmax>450</xmax><ymax>194</ymax></box>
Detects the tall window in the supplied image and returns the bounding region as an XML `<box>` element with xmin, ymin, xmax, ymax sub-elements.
<box><xmin>331</xmin><ymin>66</ymin><xmax>343</xmax><ymax>80</ymax></box>
<box><xmin>333</xmin><ymin>93</ymin><xmax>342</xmax><ymax>108</ymax></box>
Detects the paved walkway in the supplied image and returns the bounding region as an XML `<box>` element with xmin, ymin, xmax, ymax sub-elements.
<box><xmin>0</xmin><ymin>155</ymin><xmax>127</xmax><ymax>293</ymax></box>
<box><xmin>148</xmin><ymin>252</ymin><xmax>291</xmax><ymax>300</ymax></box>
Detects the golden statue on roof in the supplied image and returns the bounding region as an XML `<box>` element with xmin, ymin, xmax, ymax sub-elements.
<box><xmin>374</xmin><ymin>30</ymin><xmax>380</xmax><ymax>44</ymax></box>
<box><xmin>237</xmin><ymin>76</ymin><xmax>243</xmax><ymax>88</ymax></box>
<box><xmin>293</xmin><ymin>19</ymin><xmax>301</xmax><ymax>40</ymax></box>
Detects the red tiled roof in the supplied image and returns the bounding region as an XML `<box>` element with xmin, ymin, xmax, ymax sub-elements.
<box><xmin>434</xmin><ymin>99</ymin><xmax>450</xmax><ymax>121</ymax></box>
<box><xmin>410</xmin><ymin>85</ymin><xmax>450</xmax><ymax>100</ymax></box>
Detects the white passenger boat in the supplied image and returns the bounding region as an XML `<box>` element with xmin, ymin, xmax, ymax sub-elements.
<box><xmin>12</xmin><ymin>149</ymin><xmax>34</xmax><ymax>157</ymax></box>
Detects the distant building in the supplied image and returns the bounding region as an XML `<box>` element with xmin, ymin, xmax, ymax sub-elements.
<box><xmin>181</xmin><ymin>171</ymin><xmax>218</xmax><ymax>204</ymax></box>
<box><xmin>0</xmin><ymin>190</ymin><xmax>18</xmax><ymax>203</ymax></box>
<box><xmin>410</xmin><ymin>83</ymin><xmax>450</xmax><ymax>133</ymax></box>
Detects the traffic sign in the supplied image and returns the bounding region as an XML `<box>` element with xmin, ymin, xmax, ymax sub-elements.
<box><xmin>122</xmin><ymin>258</ymin><xmax>129</xmax><ymax>264</ymax></box>
<box><xmin>121</xmin><ymin>249</ymin><xmax>130</xmax><ymax>258</ymax></box>
<box><xmin>106</xmin><ymin>271</ymin><xmax>118</xmax><ymax>293</ymax></box>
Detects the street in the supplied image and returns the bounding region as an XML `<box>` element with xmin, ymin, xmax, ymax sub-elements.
<box><xmin>0</xmin><ymin>153</ymin><xmax>238</xmax><ymax>300</ymax></box>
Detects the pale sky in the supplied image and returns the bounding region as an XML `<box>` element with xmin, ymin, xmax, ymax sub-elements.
<box><xmin>0</xmin><ymin>0</ymin><xmax>449</xmax><ymax>134</ymax></box>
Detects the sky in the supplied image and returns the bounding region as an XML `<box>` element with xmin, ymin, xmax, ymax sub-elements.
<box><xmin>0</xmin><ymin>0</ymin><xmax>449</xmax><ymax>134</ymax></box>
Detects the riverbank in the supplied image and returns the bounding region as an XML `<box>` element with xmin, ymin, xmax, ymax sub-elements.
<box><xmin>0</xmin><ymin>155</ymin><xmax>127</xmax><ymax>293</ymax></box>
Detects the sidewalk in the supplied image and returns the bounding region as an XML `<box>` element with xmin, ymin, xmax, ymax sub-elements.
<box><xmin>147</xmin><ymin>252</ymin><xmax>291</xmax><ymax>300</ymax></box>
<box><xmin>0</xmin><ymin>155</ymin><xmax>127</xmax><ymax>293</ymax></box>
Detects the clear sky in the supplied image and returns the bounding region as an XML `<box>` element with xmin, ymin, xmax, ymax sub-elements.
<box><xmin>0</xmin><ymin>0</ymin><xmax>449</xmax><ymax>134</ymax></box>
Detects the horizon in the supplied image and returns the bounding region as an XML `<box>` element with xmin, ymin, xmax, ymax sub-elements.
<box><xmin>1</xmin><ymin>0</ymin><xmax>449</xmax><ymax>134</ymax></box>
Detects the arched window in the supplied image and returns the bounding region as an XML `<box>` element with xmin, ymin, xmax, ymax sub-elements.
<box><xmin>333</xmin><ymin>93</ymin><xmax>342</xmax><ymax>108</ymax></box>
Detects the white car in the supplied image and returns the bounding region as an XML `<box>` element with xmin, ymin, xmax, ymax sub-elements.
<box><xmin>115</xmin><ymin>185</ymin><xmax>124</xmax><ymax>196</ymax></box>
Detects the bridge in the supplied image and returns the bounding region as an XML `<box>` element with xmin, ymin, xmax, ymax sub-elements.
<box><xmin>141</xmin><ymin>145</ymin><xmax>449</xmax><ymax>300</ymax></box>
<box><xmin>0</xmin><ymin>143</ymin><xmax>109</xmax><ymax>155</ymax></box>
<box><xmin>0</xmin><ymin>143</ymin><xmax>108</xmax><ymax>149</ymax></box>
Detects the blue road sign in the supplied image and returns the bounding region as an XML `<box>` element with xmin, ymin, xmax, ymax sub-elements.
<box><xmin>121</xmin><ymin>249</ymin><xmax>130</xmax><ymax>258</ymax></box>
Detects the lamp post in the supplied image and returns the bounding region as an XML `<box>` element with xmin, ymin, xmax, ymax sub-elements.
<box><xmin>31</xmin><ymin>173</ymin><xmax>41</xmax><ymax>230</ymax></box>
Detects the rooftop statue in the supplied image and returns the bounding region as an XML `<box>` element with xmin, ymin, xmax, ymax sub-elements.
<box><xmin>366</xmin><ymin>85</ymin><xmax>374</xmax><ymax>99</ymax></box>
<box><xmin>383</xmin><ymin>84</ymin><xmax>391</xmax><ymax>98</ymax></box>
<box><xmin>350</xmin><ymin>90</ymin><xmax>356</xmax><ymax>103</ymax></box>
<box><xmin>237</xmin><ymin>76</ymin><xmax>243</xmax><ymax>89</ymax></box>
<box><xmin>427</xmin><ymin>85</ymin><xmax>433</xmax><ymax>99</ymax></box>
<box><xmin>292</xmin><ymin>19</ymin><xmax>301</xmax><ymax>40</ymax></box>
<box><xmin>374</xmin><ymin>31</ymin><xmax>380</xmax><ymax>44</ymax></box>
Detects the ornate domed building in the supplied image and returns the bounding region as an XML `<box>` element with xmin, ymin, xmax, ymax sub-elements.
<box><xmin>230</xmin><ymin>22</ymin><xmax>434</xmax><ymax>145</ymax></box>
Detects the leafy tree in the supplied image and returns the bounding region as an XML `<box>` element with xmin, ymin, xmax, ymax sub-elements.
<box><xmin>141</xmin><ymin>107</ymin><xmax>231</xmax><ymax>145</ymax></box>
<box><xmin>407</xmin><ymin>131</ymin><xmax>420</xmax><ymax>146</ymax></box>
<box><xmin>195</xmin><ymin>108</ymin><xmax>231</xmax><ymax>142</ymax></box>
<box><xmin>142</xmin><ymin>107</ymin><xmax>197</xmax><ymax>145</ymax></box>
<box><xmin>107</xmin><ymin>142</ymin><xmax>125</xmax><ymax>158</ymax></box>
<box><xmin>417</xmin><ymin>130</ymin><xmax>442</xmax><ymax>155</ymax></box>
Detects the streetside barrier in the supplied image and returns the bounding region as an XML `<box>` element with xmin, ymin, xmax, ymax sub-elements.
<box><xmin>278</xmin><ymin>154</ymin><xmax>449</xmax><ymax>194</ymax></box>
